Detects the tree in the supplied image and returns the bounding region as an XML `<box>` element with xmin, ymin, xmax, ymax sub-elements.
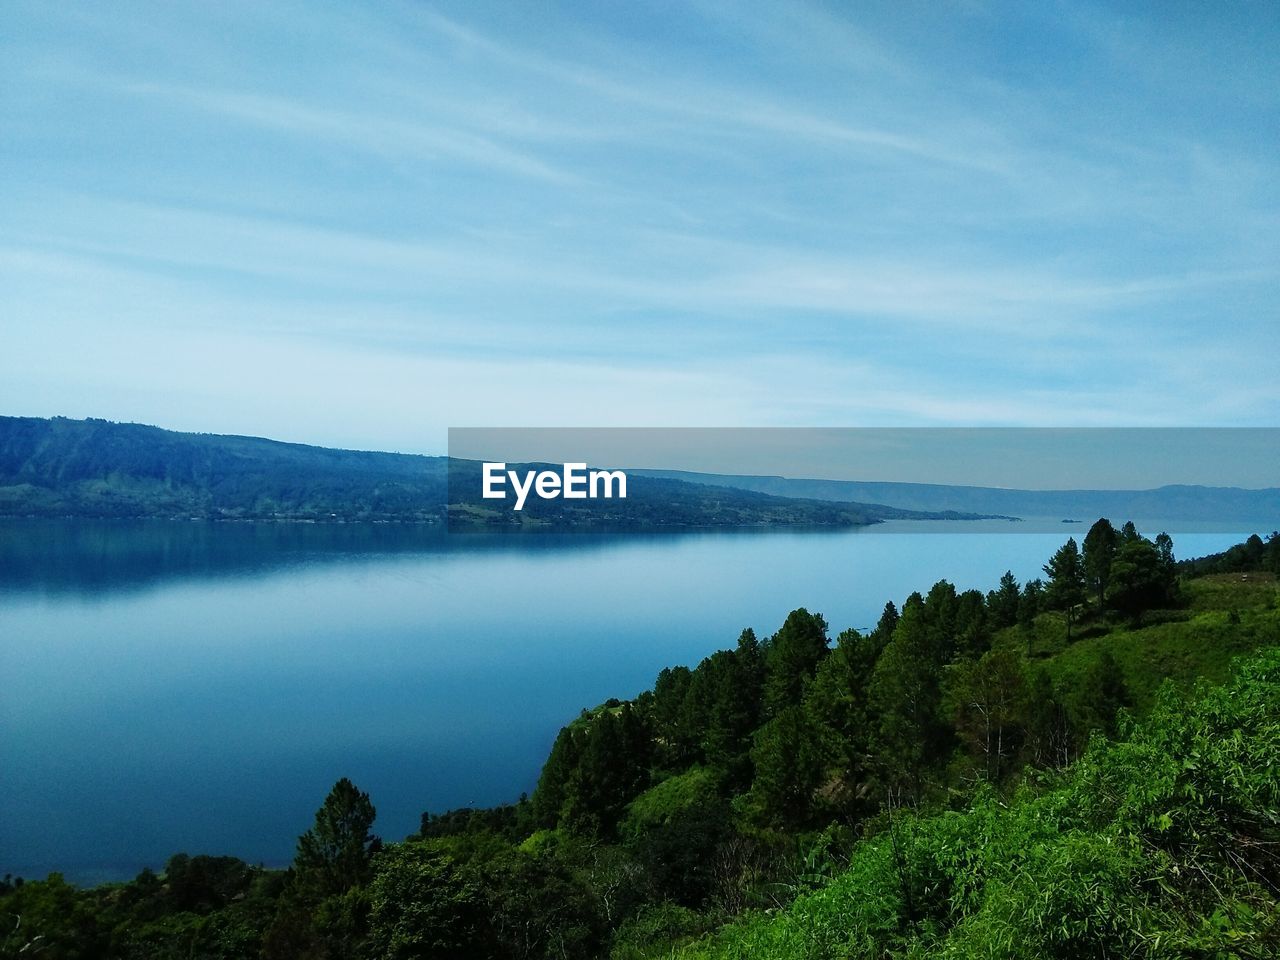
<box><xmin>948</xmin><ymin>647</ymin><xmax>1029</xmax><ymax>781</ymax></box>
<box><xmin>1043</xmin><ymin>538</ymin><xmax>1087</xmax><ymax>642</ymax></box>
<box><xmin>479</xmin><ymin>846</ymin><xmax>605</xmax><ymax>958</ymax></box>
<box><xmin>366</xmin><ymin>844</ymin><xmax>486</xmax><ymax>959</ymax></box>
<box><xmin>650</xmin><ymin>665</ymin><xmax>694</xmax><ymax>768</ymax></box>
<box><xmin>763</xmin><ymin>608</ymin><xmax>829</xmax><ymax>717</ymax></box>
<box><xmin>1024</xmin><ymin>667</ymin><xmax>1071</xmax><ymax>768</ymax></box>
<box><xmin>1065</xmin><ymin>649</ymin><xmax>1130</xmax><ymax>744</ymax></box>
<box><xmin>557</xmin><ymin>704</ymin><xmax>650</xmax><ymax>838</ymax></box>
<box><xmin>631</xmin><ymin>798</ymin><xmax>736</xmax><ymax>907</ymax></box>
<box><xmin>164</xmin><ymin>853</ymin><xmax>254</xmax><ymax>912</ymax></box>
<box><xmin>1110</xmin><ymin>535</ymin><xmax>1178</xmax><ymax>621</ymax></box>
<box><xmin>676</xmin><ymin>665</ymin><xmax>714</xmax><ymax>766</ymax></box>
<box><xmin>0</xmin><ymin>873</ymin><xmax>105</xmax><ymax>959</ymax></box>
<box><xmin>1082</xmin><ymin>518</ymin><xmax>1118</xmax><ymax>612</ymax></box>
<box><xmin>922</xmin><ymin>580</ymin><xmax>960</xmax><ymax>661</ymax></box>
<box><xmin>705</xmin><ymin>638</ymin><xmax>763</xmax><ymax>787</ymax></box>
<box><xmin>1017</xmin><ymin>578</ymin><xmax>1043</xmax><ymax>653</ymax></box>
<box><xmin>805</xmin><ymin>627</ymin><xmax>884</xmax><ymax>816</ymax></box>
<box><xmin>532</xmin><ymin>727</ymin><xmax>582</xmax><ymax>827</ymax></box>
<box><xmin>733</xmin><ymin>626</ymin><xmax>765</xmax><ymax>712</ymax></box>
<box><xmin>872</xmin><ymin>601</ymin><xmax>899</xmax><ymax>644</ymax></box>
<box><xmin>294</xmin><ymin>778</ymin><xmax>379</xmax><ymax>900</ymax></box>
<box><xmin>954</xmin><ymin>588</ymin><xmax>991</xmax><ymax>659</ymax></box>
<box><xmin>749</xmin><ymin>706</ymin><xmax>822</xmax><ymax>828</ymax></box>
<box><xmin>987</xmin><ymin>571</ymin><xmax>1021</xmax><ymax>630</ymax></box>
<box><xmin>268</xmin><ymin>779</ymin><xmax>379</xmax><ymax>960</ymax></box>
<box><xmin>868</xmin><ymin>601</ymin><xmax>947</xmax><ymax>803</ymax></box>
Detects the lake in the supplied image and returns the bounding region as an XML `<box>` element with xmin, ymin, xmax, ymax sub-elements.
<box><xmin>0</xmin><ymin>518</ymin><xmax>1268</xmax><ymax>884</ymax></box>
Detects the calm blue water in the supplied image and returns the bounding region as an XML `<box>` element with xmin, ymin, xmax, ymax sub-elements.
<box><xmin>0</xmin><ymin>519</ymin><xmax>1264</xmax><ymax>884</ymax></box>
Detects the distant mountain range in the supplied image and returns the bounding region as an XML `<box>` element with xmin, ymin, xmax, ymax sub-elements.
<box><xmin>0</xmin><ymin>417</ymin><xmax>980</xmax><ymax>529</ymax></box>
<box><xmin>630</xmin><ymin>470</ymin><xmax>1280</xmax><ymax>524</ymax></box>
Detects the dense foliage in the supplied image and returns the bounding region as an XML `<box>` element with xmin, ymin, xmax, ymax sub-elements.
<box><xmin>3</xmin><ymin>528</ymin><xmax>1277</xmax><ymax>959</ymax></box>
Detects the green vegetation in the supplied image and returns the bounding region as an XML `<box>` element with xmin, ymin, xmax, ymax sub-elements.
<box><xmin>3</xmin><ymin>528</ymin><xmax>1278</xmax><ymax>958</ymax></box>
<box><xmin>0</xmin><ymin>417</ymin><xmax>984</xmax><ymax>528</ymax></box>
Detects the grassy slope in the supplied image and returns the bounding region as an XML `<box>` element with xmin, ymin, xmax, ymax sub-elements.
<box><xmin>1012</xmin><ymin>574</ymin><xmax>1279</xmax><ymax>712</ymax></box>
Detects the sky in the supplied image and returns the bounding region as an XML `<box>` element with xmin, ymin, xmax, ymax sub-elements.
<box><xmin>2</xmin><ymin>0</ymin><xmax>1278</xmax><ymax>455</ymax></box>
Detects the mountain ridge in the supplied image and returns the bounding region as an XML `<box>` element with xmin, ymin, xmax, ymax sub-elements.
<box><xmin>0</xmin><ymin>416</ymin><xmax>987</xmax><ymax>528</ymax></box>
<box><xmin>630</xmin><ymin>468</ymin><xmax>1280</xmax><ymax>523</ymax></box>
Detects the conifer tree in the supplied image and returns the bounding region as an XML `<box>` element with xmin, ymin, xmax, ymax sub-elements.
<box><xmin>868</xmin><ymin>602</ymin><xmax>946</xmax><ymax>803</ymax></box>
<box><xmin>1043</xmin><ymin>538</ymin><xmax>1087</xmax><ymax>642</ymax></box>
<box><xmin>763</xmin><ymin>608</ymin><xmax>829</xmax><ymax>717</ymax></box>
<box><xmin>987</xmin><ymin>571</ymin><xmax>1021</xmax><ymax>629</ymax></box>
<box><xmin>294</xmin><ymin>778</ymin><xmax>379</xmax><ymax>899</ymax></box>
<box><xmin>1083</xmin><ymin>518</ymin><xmax>1118</xmax><ymax>611</ymax></box>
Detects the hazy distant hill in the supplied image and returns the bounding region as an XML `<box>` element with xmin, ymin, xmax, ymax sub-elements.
<box><xmin>0</xmin><ymin>417</ymin><xmax>971</xmax><ymax>528</ymax></box>
<box><xmin>631</xmin><ymin>469</ymin><xmax>1280</xmax><ymax>524</ymax></box>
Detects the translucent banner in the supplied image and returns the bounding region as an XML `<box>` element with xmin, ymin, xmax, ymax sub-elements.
<box><xmin>446</xmin><ymin>428</ymin><xmax>1279</xmax><ymax>534</ymax></box>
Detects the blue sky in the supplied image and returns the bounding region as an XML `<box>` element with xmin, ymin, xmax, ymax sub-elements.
<box><xmin>2</xmin><ymin>0</ymin><xmax>1277</xmax><ymax>453</ymax></box>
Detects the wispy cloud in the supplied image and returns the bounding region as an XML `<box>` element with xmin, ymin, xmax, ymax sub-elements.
<box><xmin>122</xmin><ymin>83</ymin><xmax>583</xmax><ymax>185</ymax></box>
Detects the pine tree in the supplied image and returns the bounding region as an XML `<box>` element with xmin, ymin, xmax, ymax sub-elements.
<box><xmin>1110</xmin><ymin>535</ymin><xmax>1178</xmax><ymax>620</ymax></box>
<box><xmin>922</xmin><ymin>580</ymin><xmax>959</xmax><ymax>661</ymax></box>
<box><xmin>1083</xmin><ymin>518</ymin><xmax>1118</xmax><ymax>612</ymax></box>
<box><xmin>531</xmin><ymin>727</ymin><xmax>582</xmax><ymax>827</ymax></box>
<box><xmin>651</xmin><ymin>665</ymin><xmax>694</xmax><ymax>768</ymax></box>
<box><xmin>705</xmin><ymin>633</ymin><xmax>764</xmax><ymax>787</ymax></box>
<box><xmin>555</xmin><ymin>704</ymin><xmax>652</xmax><ymax>837</ymax></box>
<box><xmin>763</xmin><ymin>608</ymin><xmax>829</xmax><ymax>717</ymax></box>
<box><xmin>1043</xmin><ymin>538</ymin><xmax>1087</xmax><ymax>642</ymax></box>
<box><xmin>987</xmin><ymin>571</ymin><xmax>1021</xmax><ymax>629</ymax></box>
<box><xmin>1018</xmin><ymin>578</ymin><xmax>1043</xmax><ymax>656</ymax></box>
<box><xmin>872</xmin><ymin>601</ymin><xmax>899</xmax><ymax>643</ymax></box>
<box><xmin>868</xmin><ymin>602</ymin><xmax>946</xmax><ymax>803</ymax></box>
<box><xmin>294</xmin><ymin>778</ymin><xmax>379</xmax><ymax>900</ymax></box>
<box><xmin>805</xmin><ymin>627</ymin><xmax>884</xmax><ymax>816</ymax></box>
<box><xmin>734</xmin><ymin>627</ymin><xmax>765</xmax><ymax>711</ymax></box>
<box><xmin>749</xmin><ymin>706</ymin><xmax>821</xmax><ymax>828</ymax></box>
<box><xmin>954</xmin><ymin>589</ymin><xmax>991</xmax><ymax>659</ymax></box>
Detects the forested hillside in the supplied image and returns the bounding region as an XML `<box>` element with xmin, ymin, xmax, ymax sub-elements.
<box><xmin>0</xmin><ymin>417</ymin><xmax>972</xmax><ymax>528</ymax></box>
<box><xmin>0</xmin><ymin>416</ymin><xmax>448</xmax><ymax>521</ymax></box>
<box><xmin>3</xmin><ymin>526</ymin><xmax>1278</xmax><ymax>958</ymax></box>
